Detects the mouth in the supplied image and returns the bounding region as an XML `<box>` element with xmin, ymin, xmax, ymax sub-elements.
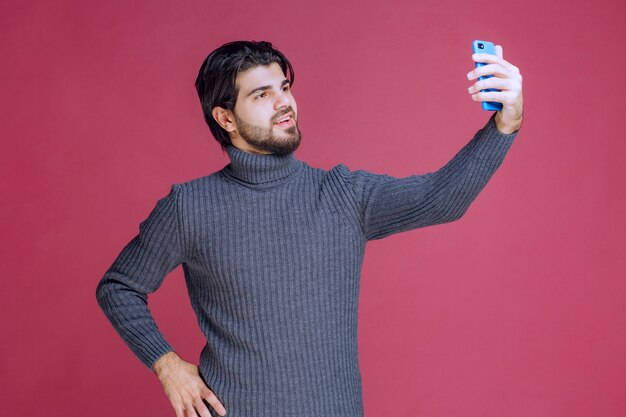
<box><xmin>274</xmin><ymin>112</ymin><xmax>295</xmax><ymax>129</ymax></box>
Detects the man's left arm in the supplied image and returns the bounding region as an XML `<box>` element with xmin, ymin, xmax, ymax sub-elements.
<box><xmin>339</xmin><ymin>45</ymin><xmax>523</xmax><ymax>241</ymax></box>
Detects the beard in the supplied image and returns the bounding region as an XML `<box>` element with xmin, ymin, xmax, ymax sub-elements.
<box><xmin>233</xmin><ymin>109</ymin><xmax>302</xmax><ymax>156</ymax></box>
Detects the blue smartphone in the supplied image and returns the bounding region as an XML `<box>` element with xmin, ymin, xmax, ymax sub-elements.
<box><xmin>472</xmin><ymin>40</ymin><xmax>502</xmax><ymax>111</ymax></box>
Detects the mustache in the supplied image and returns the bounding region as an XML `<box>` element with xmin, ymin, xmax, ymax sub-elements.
<box><xmin>273</xmin><ymin>107</ymin><xmax>296</xmax><ymax>123</ymax></box>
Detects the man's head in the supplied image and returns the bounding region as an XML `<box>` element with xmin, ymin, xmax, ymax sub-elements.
<box><xmin>195</xmin><ymin>40</ymin><xmax>301</xmax><ymax>155</ymax></box>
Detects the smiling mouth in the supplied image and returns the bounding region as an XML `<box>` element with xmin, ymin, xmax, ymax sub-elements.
<box><xmin>274</xmin><ymin>113</ymin><xmax>295</xmax><ymax>128</ymax></box>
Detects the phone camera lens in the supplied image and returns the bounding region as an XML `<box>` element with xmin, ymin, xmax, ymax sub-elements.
<box><xmin>478</xmin><ymin>43</ymin><xmax>484</xmax><ymax>49</ymax></box>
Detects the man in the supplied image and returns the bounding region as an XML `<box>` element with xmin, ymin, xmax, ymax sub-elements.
<box><xmin>96</xmin><ymin>40</ymin><xmax>523</xmax><ymax>417</ymax></box>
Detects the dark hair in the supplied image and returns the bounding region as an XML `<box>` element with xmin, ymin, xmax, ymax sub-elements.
<box><xmin>194</xmin><ymin>40</ymin><xmax>295</xmax><ymax>151</ymax></box>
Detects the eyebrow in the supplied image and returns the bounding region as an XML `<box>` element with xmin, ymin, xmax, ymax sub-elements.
<box><xmin>245</xmin><ymin>79</ymin><xmax>290</xmax><ymax>98</ymax></box>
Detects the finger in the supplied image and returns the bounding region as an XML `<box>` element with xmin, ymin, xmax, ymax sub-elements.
<box><xmin>167</xmin><ymin>395</ymin><xmax>186</xmax><ymax>417</ymax></box>
<box><xmin>471</xmin><ymin>53</ymin><xmax>518</xmax><ymax>73</ymax></box>
<box><xmin>467</xmin><ymin>63</ymin><xmax>510</xmax><ymax>80</ymax></box>
<box><xmin>471</xmin><ymin>90</ymin><xmax>504</xmax><ymax>103</ymax></box>
<box><xmin>183</xmin><ymin>401</ymin><xmax>198</xmax><ymax>417</ymax></box>
<box><xmin>471</xmin><ymin>90</ymin><xmax>516</xmax><ymax>107</ymax></box>
<box><xmin>192</xmin><ymin>398</ymin><xmax>213</xmax><ymax>417</ymax></box>
<box><xmin>495</xmin><ymin>44</ymin><xmax>503</xmax><ymax>59</ymax></box>
<box><xmin>468</xmin><ymin>77</ymin><xmax>511</xmax><ymax>94</ymax></box>
<box><xmin>173</xmin><ymin>403</ymin><xmax>186</xmax><ymax>417</ymax></box>
<box><xmin>202</xmin><ymin>391</ymin><xmax>227</xmax><ymax>416</ymax></box>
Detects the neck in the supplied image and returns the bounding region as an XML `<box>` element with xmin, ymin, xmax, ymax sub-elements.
<box><xmin>222</xmin><ymin>144</ymin><xmax>302</xmax><ymax>185</ymax></box>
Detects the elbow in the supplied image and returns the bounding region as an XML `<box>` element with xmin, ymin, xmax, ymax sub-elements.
<box><xmin>450</xmin><ymin>206</ymin><xmax>469</xmax><ymax>222</ymax></box>
<box><xmin>433</xmin><ymin>188</ymin><xmax>478</xmax><ymax>224</ymax></box>
<box><xmin>95</xmin><ymin>272</ymin><xmax>149</xmax><ymax>310</ymax></box>
<box><xmin>95</xmin><ymin>273</ymin><xmax>122</xmax><ymax>309</ymax></box>
<box><xmin>95</xmin><ymin>277</ymin><xmax>110</xmax><ymax>309</ymax></box>
<box><xmin>436</xmin><ymin>203</ymin><xmax>470</xmax><ymax>224</ymax></box>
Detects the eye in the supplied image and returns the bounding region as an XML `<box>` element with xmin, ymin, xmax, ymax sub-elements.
<box><xmin>255</xmin><ymin>92</ymin><xmax>267</xmax><ymax>100</ymax></box>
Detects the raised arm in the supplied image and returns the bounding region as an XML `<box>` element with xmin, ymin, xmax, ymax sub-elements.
<box><xmin>338</xmin><ymin>113</ymin><xmax>518</xmax><ymax>240</ymax></box>
<box><xmin>95</xmin><ymin>184</ymin><xmax>183</xmax><ymax>370</ymax></box>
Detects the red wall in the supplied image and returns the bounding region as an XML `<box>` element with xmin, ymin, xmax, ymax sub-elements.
<box><xmin>2</xmin><ymin>0</ymin><xmax>625</xmax><ymax>416</ymax></box>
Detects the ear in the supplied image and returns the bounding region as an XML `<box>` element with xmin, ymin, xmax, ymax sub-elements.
<box><xmin>212</xmin><ymin>107</ymin><xmax>236</xmax><ymax>132</ymax></box>
<box><xmin>495</xmin><ymin>45</ymin><xmax>503</xmax><ymax>59</ymax></box>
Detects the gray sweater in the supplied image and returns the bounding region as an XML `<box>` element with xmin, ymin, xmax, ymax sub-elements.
<box><xmin>96</xmin><ymin>113</ymin><xmax>518</xmax><ymax>416</ymax></box>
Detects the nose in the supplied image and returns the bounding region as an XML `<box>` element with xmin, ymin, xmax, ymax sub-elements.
<box><xmin>274</xmin><ymin>89</ymin><xmax>291</xmax><ymax>110</ymax></box>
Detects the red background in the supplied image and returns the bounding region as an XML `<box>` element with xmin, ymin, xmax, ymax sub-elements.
<box><xmin>2</xmin><ymin>0</ymin><xmax>625</xmax><ymax>416</ymax></box>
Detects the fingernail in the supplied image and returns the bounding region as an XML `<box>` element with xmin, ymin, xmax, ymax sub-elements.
<box><xmin>467</xmin><ymin>72</ymin><xmax>473</xmax><ymax>80</ymax></box>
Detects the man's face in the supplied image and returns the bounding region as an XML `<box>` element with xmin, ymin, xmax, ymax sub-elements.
<box><xmin>229</xmin><ymin>62</ymin><xmax>301</xmax><ymax>155</ymax></box>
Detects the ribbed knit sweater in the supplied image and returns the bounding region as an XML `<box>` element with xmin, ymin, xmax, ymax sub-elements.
<box><xmin>96</xmin><ymin>113</ymin><xmax>518</xmax><ymax>416</ymax></box>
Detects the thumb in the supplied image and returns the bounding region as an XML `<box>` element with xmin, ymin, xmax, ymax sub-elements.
<box><xmin>495</xmin><ymin>44</ymin><xmax>503</xmax><ymax>59</ymax></box>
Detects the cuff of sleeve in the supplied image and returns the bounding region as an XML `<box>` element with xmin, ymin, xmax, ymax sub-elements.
<box><xmin>471</xmin><ymin>112</ymin><xmax>518</xmax><ymax>163</ymax></box>
<box><xmin>140</xmin><ymin>336</ymin><xmax>175</xmax><ymax>371</ymax></box>
<box><xmin>484</xmin><ymin>112</ymin><xmax>520</xmax><ymax>139</ymax></box>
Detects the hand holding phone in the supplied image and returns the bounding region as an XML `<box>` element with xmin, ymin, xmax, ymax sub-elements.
<box><xmin>471</xmin><ymin>40</ymin><xmax>503</xmax><ymax>111</ymax></box>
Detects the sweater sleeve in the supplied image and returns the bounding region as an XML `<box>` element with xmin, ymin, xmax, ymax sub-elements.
<box><xmin>95</xmin><ymin>184</ymin><xmax>184</xmax><ymax>370</ymax></box>
<box><xmin>339</xmin><ymin>113</ymin><xmax>518</xmax><ymax>241</ymax></box>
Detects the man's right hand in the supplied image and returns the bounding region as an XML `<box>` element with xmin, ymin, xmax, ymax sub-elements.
<box><xmin>153</xmin><ymin>351</ymin><xmax>227</xmax><ymax>417</ymax></box>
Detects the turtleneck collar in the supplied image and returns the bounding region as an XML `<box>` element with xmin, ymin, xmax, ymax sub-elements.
<box><xmin>222</xmin><ymin>145</ymin><xmax>302</xmax><ymax>185</ymax></box>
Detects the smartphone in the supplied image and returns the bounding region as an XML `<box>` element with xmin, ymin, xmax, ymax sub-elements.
<box><xmin>471</xmin><ymin>40</ymin><xmax>503</xmax><ymax>111</ymax></box>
